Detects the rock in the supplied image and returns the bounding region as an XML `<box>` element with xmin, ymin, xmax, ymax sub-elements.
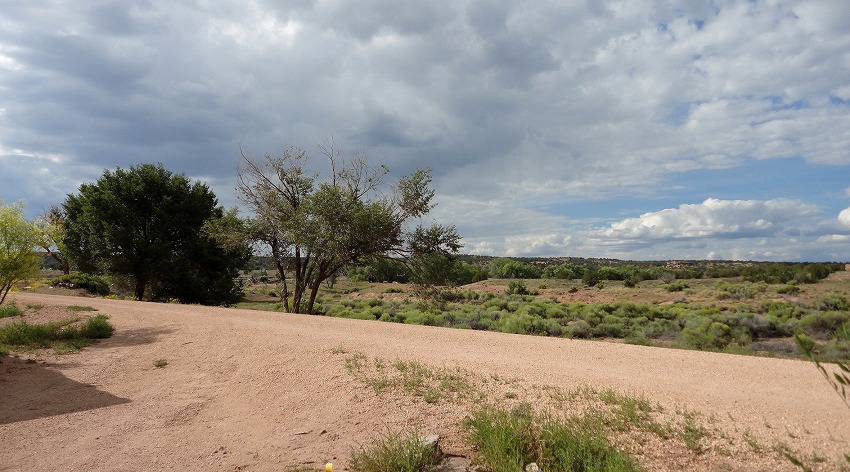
<box><xmin>434</xmin><ymin>455</ymin><xmax>471</xmax><ymax>472</ymax></box>
<box><xmin>525</xmin><ymin>463</ymin><xmax>540</xmax><ymax>472</ymax></box>
<box><xmin>420</xmin><ymin>433</ymin><xmax>441</xmax><ymax>451</ymax></box>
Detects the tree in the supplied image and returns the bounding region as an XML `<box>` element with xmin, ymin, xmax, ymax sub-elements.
<box><xmin>238</xmin><ymin>143</ymin><xmax>461</xmax><ymax>314</ymax></box>
<box><xmin>488</xmin><ymin>258</ymin><xmax>541</xmax><ymax>279</ymax></box>
<box><xmin>35</xmin><ymin>204</ymin><xmax>71</xmax><ymax>274</ymax></box>
<box><xmin>0</xmin><ymin>201</ymin><xmax>42</xmax><ymax>304</ymax></box>
<box><xmin>62</xmin><ymin>164</ymin><xmax>250</xmax><ymax>304</ymax></box>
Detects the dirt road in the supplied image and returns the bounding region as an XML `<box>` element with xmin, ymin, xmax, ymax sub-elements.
<box><xmin>1</xmin><ymin>293</ymin><xmax>848</xmax><ymax>471</ymax></box>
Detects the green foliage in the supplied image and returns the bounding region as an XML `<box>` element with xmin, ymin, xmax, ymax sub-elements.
<box><xmin>797</xmin><ymin>311</ymin><xmax>850</xmax><ymax>340</ymax></box>
<box><xmin>0</xmin><ymin>200</ymin><xmax>42</xmax><ymax>304</ymax></box>
<box><xmin>349</xmin><ymin>430</ymin><xmax>442</xmax><ymax>472</ymax></box>
<box><xmin>740</xmin><ymin>262</ymin><xmax>840</xmax><ymax>284</ymax></box>
<box><xmin>489</xmin><ymin>258</ymin><xmax>541</xmax><ymax>279</ymax></box>
<box><xmin>0</xmin><ymin>301</ymin><xmax>22</xmax><ymax>318</ymax></box>
<box><xmin>582</xmin><ymin>270</ymin><xmax>601</xmax><ymax>287</ymax></box>
<box><xmin>665</xmin><ymin>280</ymin><xmax>689</xmax><ymax>292</ymax></box>
<box><xmin>50</xmin><ymin>273</ymin><xmax>110</xmax><ymax>296</ymax></box>
<box><xmin>715</xmin><ymin>281</ymin><xmax>766</xmax><ymax>300</ymax></box>
<box><xmin>465</xmin><ymin>406</ymin><xmax>641</xmax><ymax>472</ymax></box>
<box><xmin>34</xmin><ymin>204</ymin><xmax>71</xmax><ymax>274</ymax></box>
<box><xmin>542</xmin><ymin>262</ymin><xmax>586</xmax><ymax>280</ymax></box>
<box><xmin>0</xmin><ymin>315</ymin><xmax>114</xmax><ymax>351</ymax></box>
<box><xmin>815</xmin><ymin>294</ymin><xmax>849</xmax><ymax>311</ymax></box>
<box><xmin>77</xmin><ymin>315</ymin><xmax>114</xmax><ymax>339</ymax></box>
<box><xmin>62</xmin><ymin>163</ymin><xmax>250</xmax><ymax>305</ymax></box>
<box><xmin>506</xmin><ymin>279</ymin><xmax>530</xmax><ymax>295</ymax></box>
<box><xmin>239</xmin><ymin>144</ymin><xmax>460</xmax><ymax>314</ymax></box>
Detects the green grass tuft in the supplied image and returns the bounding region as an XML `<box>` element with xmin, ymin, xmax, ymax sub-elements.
<box><xmin>465</xmin><ymin>405</ymin><xmax>642</xmax><ymax>472</ymax></box>
<box><xmin>0</xmin><ymin>302</ymin><xmax>22</xmax><ymax>319</ymax></box>
<box><xmin>349</xmin><ymin>430</ymin><xmax>442</xmax><ymax>472</ymax></box>
<box><xmin>67</xmin><ymin>305</ymin><xmax>98</xmax><ymax>312</ymax></box>
<box><xmin>0</xmin><ymin>315</ymin><xmax>114</xmax><ymax>352</ymax></box>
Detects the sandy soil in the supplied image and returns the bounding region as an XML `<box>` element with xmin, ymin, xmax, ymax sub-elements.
<box><xmin>1</xmin><ymin>292</ymin><xmax>848</xmax><ymax>471</ymax></box>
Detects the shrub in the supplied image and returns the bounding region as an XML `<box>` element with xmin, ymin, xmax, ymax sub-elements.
<box><xmin>506</xmin><ymin>280</ymin><xmax>530</xmax><ymax>295</ymax></box>
<box><xmin>50</xmin><ymin>273</ymin><xmax>110</xmax><ymax>296</ymax></box>
<box><xmin>798</xmin><ymin>311</ymin><xmax>850</xmax><ymax>340</ymax></box>
<box><xmin>566</xmin><ymin>320</ymin><xmax>593</xmax><ymax>338</ymax></box>
<box><xmin>716</xmin><ymin>282</ymin><xmax>766</xmax><ymax>300</ymax></box>
<box><xmin>665</xmin><ymin>281</ymin><xmax>689</xmax><ymax>292</ymax></box>
<box><xmin>815</xmin><ymin>295</ymin><xmax>849</xmax><ymax>312</ymax></box>
<box><xmin>489</xmin><ymin>258</ymin><xmax>541</xmax><ymax>279</ymax></box>
<box><xmin>594</xmin><ymin>321</ymin><xmax>626</xmax><ymax>338</ymax></box>
<box><xmin>776</xmin><ymin>284</ymin><xmax>800</xmax><ymax>295</ymax></box>
<box><xmin>77</xmin><ymin>315</ymin><xmax>114</xmax><ymax>339</ymax></box>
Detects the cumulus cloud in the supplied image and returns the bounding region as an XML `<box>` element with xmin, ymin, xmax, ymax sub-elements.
<box><xmin>602</xmin><ymin>198</ymin><xmax>818</xmax><ymax>240</ymax></box>
<box><xmin>2</xmin><ymin>1</ymin><xmax>850</xmax><ymax>261</ymax></box>
<box><xmin>839</xmin><ymin>207</ymin><xmax>850</xmax><ymax>227</ymax></box>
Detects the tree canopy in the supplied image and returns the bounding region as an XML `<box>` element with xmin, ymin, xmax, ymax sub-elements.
<box><xmin>238</xmin><ymin>143</ymin><xmax>461</xmax><ymax>314</ymax></box>
<box><xmin>62</xmin><ymin>163</ymin><xmax>250</xmax><ymax>304</ymax></box>
<box><xmin>0</xmin><ymin>201</ymin><xmax>42</xmax><ymax>304</ymax></box>
<box><xmin>34</xmin><ymin>204</ymin><xmax>70</xmax><ymax>274</ymax></box>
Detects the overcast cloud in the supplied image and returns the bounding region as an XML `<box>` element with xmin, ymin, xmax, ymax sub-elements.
<box><xmin>1</xmin><ymin>0</ymin><xmax>849</xmax><ymax>261</ymax></box>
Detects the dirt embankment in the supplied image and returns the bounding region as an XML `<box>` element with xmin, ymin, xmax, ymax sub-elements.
<box><xmin>1</xmin><ymin>292</ymin><xmax>848</xmax><ymax>471</ymax></box>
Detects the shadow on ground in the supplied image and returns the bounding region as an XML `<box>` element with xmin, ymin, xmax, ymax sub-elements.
<box><xmin>0</xmin><ymin>356</ymin><xmax>130</xmax><ymax>425</ymax></box>
<box><xmin>99</xmin><ymin>326</ymin><xmax>177</xmax><ymax>348</ymax></box>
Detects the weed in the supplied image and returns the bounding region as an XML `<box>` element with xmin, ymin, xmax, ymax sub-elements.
<box><xmin>680</xmin><ymin>412</ymin><xmax>710</xmax><ymax>453</ymax></box>
<box><xmin>0</xmin><ymin>315</ymin><xmax>113</xmax><ymax>352</ymax></box>
<box><xmin>154</xmin><ymin>359</ymin><xmax>168</xmax><ymax>368</ymax></box>
<box><xmin>282</xmin><ymin>465</ymin><xmax>317</xmax><ymax>472</ymax></box>
<box><xmin>774</xmin><ymin>442</ymin><xmax>813</xmax><ymax>472</ymax></box>
<box><xmin>742</xmin><ymin>430</ymin><xmax>762</xmax><ymax>452</ymax></box>
<box><xmin>465</xmin><ymin>406</ymin><xmax>641</xmax><ymax>472</ymax></box>
<box><xmin>67</xmin><ymin>305</ymin><xmax>97</xmax><ymax>312</ymax></box>
<box><xmin>349</xmin><ymin>430</ymin><xmax>442</xmax><ymax>472</ymax></box>
<box><xmin>0</xmin><ymin>302</ymin><xmax>22</xmax><ymax>319</ymax></box>
<box><xmin>25</xmin><ymin>303</ymin><xmax>43</xmax><ymax>310</ymax></box>
<box><xmin>422</xmin><ymin>388</ymin><xmax>440</xmax><ymax>404</ymax></box>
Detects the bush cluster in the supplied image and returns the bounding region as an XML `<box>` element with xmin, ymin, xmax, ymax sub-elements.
<box><xmin>513</xmin><ymin>260</ymin><xmax>844</xmax><ymax>285</ymax></box>
<box><xmin>49</xmin><ymin>273</ymin><xmax>110</xmax><ymax>296</ymax></box>
<box><xmin>323</xmin><ymin>292</ymin><xmax>850</xmax><ymax>359</ymax></box>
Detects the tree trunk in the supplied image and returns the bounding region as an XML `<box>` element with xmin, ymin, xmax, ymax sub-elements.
<box><xmin>306</xmin><ymin>280</ymin><xmax>322</xmax><ymax>315</ymax></box>
<box><xmin>271</xmin><ymin>242</ymin><xmax>291</xmax><ymax>312</ymax></box>
<box><xmin>134</xmin><ymin>275</ymin><xmax>147</xmax><ymax>301</ymax></box>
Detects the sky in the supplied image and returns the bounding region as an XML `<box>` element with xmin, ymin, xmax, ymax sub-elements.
<box><xmin>1</xmin><ymin>0</ymin><xmax>849</xmax><ymax>262</ymax></box>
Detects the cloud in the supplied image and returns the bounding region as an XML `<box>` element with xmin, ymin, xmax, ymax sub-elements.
<box><xmin>2</xmin><ymin>1</ymin><xmax>850</xmax><ymax>261</ymax></box>
<box><xmin>601</xmin><ymin>198</ymin><xmax>818</xmax><ymax>240</ymax></box>
<box><xmin>839</xmin><ymin>207</ymin><xmax>850</xmax><ymax>227</ymax></box>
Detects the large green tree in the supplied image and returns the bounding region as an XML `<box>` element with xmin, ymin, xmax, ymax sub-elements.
<box><xmin>0</xmin><ymin>201</ymin><xmax>42</xmax><ymax>304</ymax></box>
<box><xmin>238</xmin><ymin>143</ymin><xmax>461</xmax><ymax>314</ymax></box>
<box><xmin>63</xmin><ymin>164</ymin><xmax>250</xmax><ymax>304</ymax></box>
